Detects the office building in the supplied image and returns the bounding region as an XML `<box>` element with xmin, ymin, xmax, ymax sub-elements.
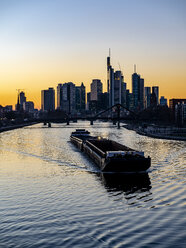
<box><xmin>41</xmin><ymin>87</ymin><xmax>55</xmax><ymax>111</ymax></box>
<box><xmin>132</xmin><ymin>66</ymin><xmax>144</xmax><ymax>111</ymax></box>
<box><xmin>23</xmin><ymin>101</ymin><xmax>34</xmax><ymax>113</ymax></box>
<box><xmin>90</xmin><ymin>79</ymin><xmax>102</xmax><ymax>101</ymax></box>
<box><xmin>57</xmin><ymin>84</ymin><xmax>63</xmax><ymax>109</ymax></box>
<box><xmin>75</xmin><ymin>83</ymin><xmax>86</xmax><ymax>112</ymax></box>
<box><xmin>144</xmin><ymin>87</ymin><xmax>151</xmax><ymax>108</ymax></box>
<box><xmin>107</xmin><ymin>53</ymin><xmax>115</xmax><ymax>107</ymax></box>
<box><xmin>160</xmin><ymin>96</ymin><xmax>167</xmax><ymax>106</ymax></box>
<box><xmin>169</xmin><ymin>99</ymin><xmax>186</xmax><ymax>111</ymax></box>
<box><xmin>152</xmin><ymin>86</ymin><xmax>159</xmax><ymax>105</ymax></box>
<box><xmin>61</xmin><ymin>82</ymin><xmax>76</xmax><ymax>114</ymax></box>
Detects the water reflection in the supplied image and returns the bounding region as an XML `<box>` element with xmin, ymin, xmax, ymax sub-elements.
<box><xmin>98</xmin><ymin>172</ymin><xmax>151</xmax><ymax>193</ymax></box>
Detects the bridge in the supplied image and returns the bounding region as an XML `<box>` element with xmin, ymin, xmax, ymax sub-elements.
<box><xmin>40</xmin><ymin>104</ymin><xmax>138</xmax><ymax>129</ymax></box>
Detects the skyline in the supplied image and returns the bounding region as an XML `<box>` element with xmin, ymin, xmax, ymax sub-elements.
<box><xmin>0</xmin><ymin>0</ymin><xmax>186</xmax><ymax>109</ymax></box>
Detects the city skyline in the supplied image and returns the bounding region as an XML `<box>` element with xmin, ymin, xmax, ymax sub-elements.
<box><xmin>0</xmin><ymin>0</ymin><xmax>186</xmax><ymax>108</ymax></box>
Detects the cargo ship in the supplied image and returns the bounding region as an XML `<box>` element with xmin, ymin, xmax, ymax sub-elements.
<box><xmin>70</xmin><ymin>129</ymin><xmax>151</xmax><ymax>172</ymax></box>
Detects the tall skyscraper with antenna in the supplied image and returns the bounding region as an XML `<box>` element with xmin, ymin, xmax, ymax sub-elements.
<box><xmin>107</xmin><ymin>50</ymin><xmax>125</xmax><ymax>108</ymax></box>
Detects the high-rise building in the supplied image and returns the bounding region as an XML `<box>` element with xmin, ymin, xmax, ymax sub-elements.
<box><xmin>23</xmin><ymin>101</ymin><xmax>34</xmax><ymax>113</ymax></box>
<box><xmin>107</xmin><ymin>52</ymin><xmax>126</xmax><ymax>107</ymax></box>
<box><xmin>57</xmin><ymin>84</ymin><xmax>63</xmax><ymax>109</ymax></box>
<box><xmin>41</xmin><ymin>87</ymin><xmax>55</xmax><ymax>111</ymax></box>
<box><xmin>152</xmin><ymin>86</ymin><xmax>159</xmax><ymax>105</ymax></box>
<box><xmin>144</xmin><ymin>87</ymin><xmax>151</xmax><ymax>108</ymax></box>
<box><xmin>160</xmin><ymin>96</ymin><xmax>167</xmax><ymax>106</ymax></box>
<box><xmin>75</xmin><ymin>83</ymin><xmax>86</xmax><ymax>112</ymax></box>
<box><xmin>132</xmin><ymin>71</ymin><xmax>140</xmax><ymax>110</ymax></box>
<box><xmin>121</xmin><ymin>82</ymin><xmax>127</xmax><ymax>107</ymax></box>
<box><xmin>20</xmin><ymin>91</ymin><xmax>26</xmax><ymax>108</ymax></box>
<box><xmin>61</xmin><ymin>82</ymin><xmax>76</xmax><ymax>114</ymax></box>
<box><xmin>86</xmin><ymin>92</ymin><xmax>91</xmax><ymax>111</ymax></box>
<box><xmin>107</xmin><ymin>52</ymin><xmax>115</xmax><ymax>107</ymax></box>
<box><xmin>169</xmin><ymin>99</ymin><xmax>186</xmax><ymax>111</ymax></box>
<box><xmin>90</xmin><ymin>79</ymin><xmax>102</xmax><ymax>101</ymax></box>
<box><xmin>132</xmin><ymin>66</ymin><xmax>144</xmax><ymax>111</ymax></box>
<box><xmin>139</xmin><ymin>78</ymin><xmax>144</xmax><ymax>110</ymax></box>
<box><xmin>114</xmin><ymin>71</ymin><xmax>123</xmax><ymax>105</ymax></box>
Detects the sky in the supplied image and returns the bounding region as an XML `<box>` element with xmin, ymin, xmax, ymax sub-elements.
<box><xmin>0</xmin><ymin>0</ymin><xmax>186</xmax><ymax>109</ymax></box>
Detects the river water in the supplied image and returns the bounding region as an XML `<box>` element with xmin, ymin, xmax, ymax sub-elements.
<box><xmin>0</xmin><ymin>121</ymin><xmax>185</xmax><ymax>248</ymax></box>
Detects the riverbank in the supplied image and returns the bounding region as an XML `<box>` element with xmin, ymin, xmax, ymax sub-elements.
<box><xmin>0</xmin><ymin>122</ymin><xmax>37</xmax><ymax>133</ymax></box>
<box><xmin>124</xmin><ymin>123</ymin><xmax>186</xmax><ymax>141</ymax></box>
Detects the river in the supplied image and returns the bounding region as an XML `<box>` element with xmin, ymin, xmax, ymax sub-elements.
<box><xmin>0</xmin><ymin>121</ymin><xmax>185</xmax><ymax>247</ymax></box>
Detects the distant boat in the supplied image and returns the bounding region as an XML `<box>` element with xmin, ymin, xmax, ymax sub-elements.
<box><xmin>70</xmin><ymin>129</ymin><xmax>151</xmax><ymax>172</ymax></box>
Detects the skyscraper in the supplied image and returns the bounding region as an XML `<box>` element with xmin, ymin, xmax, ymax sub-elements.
<box><xmin>57</xmin><ymin>83</ymin><xmax>63</xmax><ymax>109</ymax></box>
<box><xmin>107</xmin><ymin>52</ymin><xmax>114</xmax><ymax>107</ymax></box>
<box><xmin>107</xmin><ymin>52</ymin><xmax>125</xmax><ymax>107</ymax></box>
<box><xmin>75</xmin><ymin>83</ymin><xmax>86</xmax><ymax>112</ymax></box>
<box><xmin>152</xmin><ymin>86</ymin><xmax>159</xmax><ymax>105</ymax></box>
<box><xmin>90</xmin><ymin>79</ymin><xmax>102</xmax><ymax>101</ymax></box>
<box><xmin>144</xmin><ymin>87</ymin><xmax>151</xmax><ymax>108</ymax></box>
<box><xmin>61</xmin><ymin>82</ymin><xmax>76</xmax><ymax>114</ymax></box>
<box><xmin>132</xmin><ymin>66</ymin><xmax>144</xmax><ymax>111</ymax></box>
<box><xmin>41</xmin><ymin>88</ymin><xmax>55</xmax><ymax>111</ymax></box>
<box><xmin>20</xmin><ymin>91</ymin><xmax>26</xmax><ymax>109</ymax></box>
<box><xmin>114</xmin><ymin>71</ymin><xmax>122</xmax><ymax>105</ymax></box>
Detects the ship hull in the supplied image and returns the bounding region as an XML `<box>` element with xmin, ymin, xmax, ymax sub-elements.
<box><xmin>70</xmin><ymin>131</ymin><xmax>151</xmax><ymax>173</ymax></box>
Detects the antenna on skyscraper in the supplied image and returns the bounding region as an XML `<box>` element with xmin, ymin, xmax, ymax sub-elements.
<box><xmin>134</xmin><ymin>64</ymin><xmax>136</xmax><ymax>73</ymax></box>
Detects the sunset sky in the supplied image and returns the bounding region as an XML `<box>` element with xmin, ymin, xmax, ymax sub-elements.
<box><xmin>0</xmin><ymin>0</ymin><xmax>186</xmax><ymax>109</ymax></box>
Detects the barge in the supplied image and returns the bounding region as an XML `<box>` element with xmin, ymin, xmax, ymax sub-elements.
<box><xmin>70</xmin><ymin>129</ymin><xmax>151</xmax><ymax>172</ymax></box>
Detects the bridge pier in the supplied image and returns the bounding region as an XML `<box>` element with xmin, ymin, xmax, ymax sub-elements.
<box><xmin>48</xmin><ymin>122</ymin><xmax>51</xmax><ymax>128</ymax></box>
<box><xmin>117</xmin><ymin>121</ymin><xmax>120</xmax><ymax>129</ymax></box>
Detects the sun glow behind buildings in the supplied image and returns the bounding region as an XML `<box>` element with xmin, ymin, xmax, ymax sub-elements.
<box><xmin>0</xmin><ymin>0</ymin><xmax>186</xmax><ymax>108</ymax></box>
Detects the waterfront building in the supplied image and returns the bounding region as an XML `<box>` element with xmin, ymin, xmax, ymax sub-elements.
<box><xmin>57</xmin><ymin>84</ymin><xmax>63</xmax><ymax>109</ymax></box>
<box><xmin>107</xmin><ymin>53</ymin><xmax>115</xmax><ymax>107</ymax></box>
<box><xmin>160</xmin><ymin>96</ymin><xmax>167</xmax><ymax>106</ymax></box>
<box><xmin>144</xmin><ymin>87</ymin><xmax>151</xmax><ymax>108</ymax></box>
<box><xmin>20</xmin><ymin>91</ymin><xmax>26</xmax><ymax>109</ymax></box>
<box><xmin>61</xmin><ymin>82</ymin><xmax>76</xmax><ymax>114</ymax></box>
<box><xmin>23</xmin><ymin>101</ymin><xmax>34</xmax><ymax>113</ymax></box>
<box><xmin>90</xmin><ymin>79</ymin><xmax>102</xmax><ymax>101</ymax></box>
<box><xmin>169</xmin><ymin>98</ymin><xmax>186</xmax><ymax>111</ymax></box>
<box><xmin>152</xmin><ymin>86</ymin><xmax>159</xmax><ymax>105</ymax></box>
<box><xmin>175</xmin><ymin>102</ymin><xmax>186</xmax><ymax>126</ymax></box>
<box><xmin>121</xmin><ymin>82</ymin><xmax>127</xmax><ymax>107</ymax></box>
<box><xmin>150</xmin><ymin>92</ymin><xmax>157</xmax><ymax>107</ymax></box>
<box><xmin>4</xmin><ymin>105</ymin><xmax>13</xmax><ymax>112</ymax></box>
<box><xmin>132</xmin><ymin>66</ymin><xmax>144</xmax><ymax>111</ymax></box>
<box><xmin>114</xmin><ymin>71</ymin><xmax>124</xmax><ymax>105</ymax></box>
<box><xmin>107</xmin><ymin>52</ymin><xmax>126</xmax><ymax>107</ymax></box>
<box><xmin>41</xmin><ymin>87</ymin><xmax>55</xmax><ymax>111</ymax></box>
<box><xmin>75</xmin><ymin>83</ymin><xmax>86</xmax><ymax>112</ymax></box>
<box><xmin>139</xmin><ymin>78</ymin><xmax>144</xmax><ymax>110</ymax></box>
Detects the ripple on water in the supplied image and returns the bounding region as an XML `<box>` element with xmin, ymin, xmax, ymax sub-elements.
<box><xmin>0</xmin><ymin>122</ymin><xmax>185</xmax><ymax>247</ymax></box>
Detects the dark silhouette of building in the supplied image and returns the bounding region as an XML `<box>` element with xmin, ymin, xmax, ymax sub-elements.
<box><xmin>57</xmin><ymin>84</ymin><xmax>63</xmax><ymax>110</ymax></box>
<box><xmin>169</xmin><ymin>99</ymin><xmax>186</xmax><ymax>111</ymax></box>
<box><xmin>152</xmin><ymin>86</ymin><xmax>159</xmax><ymax>105</ymax></box>
<box><xmin>132</xmin><ymin>65</ymin><xmax>144</xmax><ymax>111</ymax></box>
<box><xmin>144</xmin><ymin>87</ymin><xmax>151</xmax><ymax>108</ymax></box>
<box><xmin>41</xmin><ymin>88</ymin><xmax>55</xmax><ymax>111</ymax></box>
<box><xmin>75</xmin><ymin>83</ymin><xmax>86</xmax><ymax>113</ymax></box>
<box><xmin>160</xmin><ymin>96</ymin><xmax>167</xmax><ymax>106</ymax></box>
<box><xmin>91</xmin><ymin>79</ymin><xmax>102</xmax><ymax>101</ymax></box>
<box><xmin>150</xmin><ymin>92</ymin><xmax>157</xmax><ymax>107</ymax></box>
